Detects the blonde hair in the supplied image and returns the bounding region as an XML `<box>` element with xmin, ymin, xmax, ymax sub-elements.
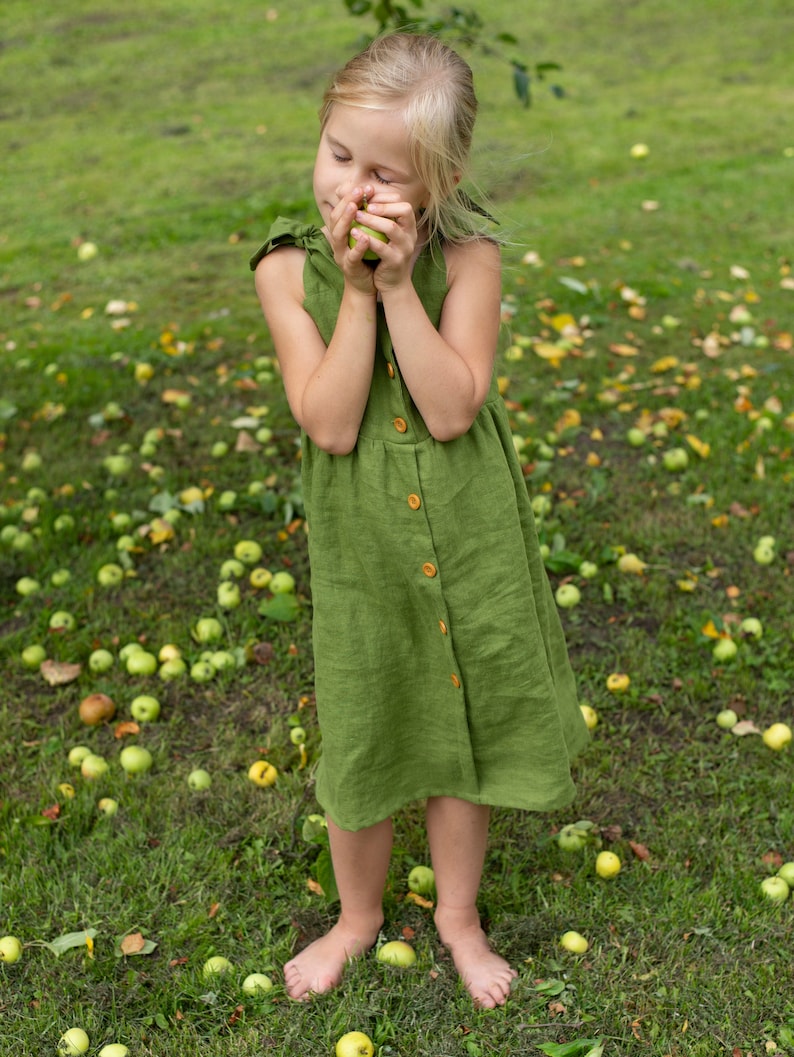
<box><xmin>320</xmin><ymin>33</ymin><xmax>491</xmax><ymax>243</ymax></box>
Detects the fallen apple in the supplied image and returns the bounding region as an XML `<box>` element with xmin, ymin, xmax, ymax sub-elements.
<box><xmin>753</xmin><ymin>542</ymin><xmax>775</xmax><ymax>565</ymax></box>
<box><xmin>88</xmin><ymin>648</ymin><xmax>115</xmax><ymax>674</ymax></box>
<box><xmin>97</xmin><ymin>563</ymin><xmax>125</xmax><ymax>587</ymax></box>
<box><xmin>190</xmin><ymin>660</ymin><xmax>216</xmax><ymax>683</ymax></box>
<box><xmin>760</xmin><ymin>876</ymin><xmax>790</xmax><ymax>903</ymax></box>
<box><xmin>630</xmin><ymin>142</ymin><xmax>650</xmax><ymax>159</ymax></box>
<box><xmin>234</xmin><ymin>539</ymin><xmax>263</xmax><ymax>565</ymax></box>
<box><xmin>97</xmin><ymin>797</ymin><xmax>119</xmax><ymax>816</ymax></box>
<box><xmin>595</xmin><ymin>851</ymin><xmax>621</xmax><ymax>879</ymax></box>
<box><xmin>217</xmin><ymin>581</ymin><xmax>242</xmax><ymax>609</ymax></box>
<box><xmin>193</xmin><ymin>617</ymin><xmax>223</xmax><ymax>644</ymax></box>
<box><xmin>58</xmin><ymin>1027</ymin><xmax>90</xmax><ymax>1056</ymax></box>
<box><xmin>50</xmin><ymin>568</ymin><xmax>72</xmax><ymax>587</ymax></box>
<box><xmin>606</xmin><ymin>673</ymin><xmax>630</xmax><ymax>693</ymax></box>
<box><xmin>203</xmin><ymin>955</ymin><xmax>232</xmax><ymax>977</ymax></box>
<box><xmin>712</xmin><ymin>637</ymin><xmax>737</xmax><ymax>663</ymax></box>
<box><xmin>557</xmin><ymin>823</ymin><xmax>589</xmax><ymax>852</ymax></box>
<box><xmin>407</xmin><ymin>865</ymin><xmax>435</xmax><ymax>896</ymax></box>
<box><xmin>49</xmin><ymin>610</ymin><xmax>77</xmax><ymax>632</ymax></box>
<box><xmin>777</xmin><ymin>862</ymin><xmax>794</xmax><ymax>887</ymax></box>
<box><xmin>119</xmin><ymin>745</ymin><xmax>153</xmax><ymax>775</ymax></box>
<box><xmin>79</xmin><ymin>692</ymin><xmax>116</xmax><ymax>726</ymax></box>
<box><xmin>715</xmin><ymin>709</ymin><xmax>739</xmax><ymax>730</ymax></box>
<box><xmin>77</xmin><ymin>241</ymin><xmax>98</xmax><ymax>261</ymax></box>
<box><xmin>269</xmin><ymin>570</ymin><xmax>296</xmax><ymax>594</ymax></box>
<box><xmin>0</xmin><ymin>935</ymin><xmax>23</xmax><ymax>964</ymax></box>
<box><xmin>188</xmin><ymin>768</ymin><xmax>212</xmax><ymax>791</ymax></box>
<box><xmin>555</xmin><ymin>583</ymin><xmax>581</xmax><ymax>609</ymax></box>
<box><xmin>662</xmin><ymin>447</ymin><xmax>689</xmax><ymax>472</ymax></box>
<box><xmin>209</xmin><ymin>649</ymin><xmax>237</xmax><ymax>672</ymax></box>
<box><xmin>248</xmin><ymin>760</ymin><xmax>278</xmax><ymax>787</ymax></box>
<box><xmin>68</xmin><ymin>745</ymin><xmax>92</xmax><ymax>768</ymax></box>
<box><xmin>58</xmin><ymin>782</ymin><xmax>76</xmax><ymax>799</ymax></box>
<box><xmin>762</xmin><ymin>722</ymin><xmax>792</xmax><ymax>751</ymax></box>
<box><xmin>98</xmin><ymin>1044</ymin><xmax>129</xmax><ymax>1057</ymax></box>
<box><xmin>220</xmin><ymin>558</ymin><xmax>246</xmax><ymax>580</ymax></box>
<box><xmin>580</xmin><ymin>703</ymin><xmax>598</xmax><ymax>731</ymax></box>
<box><xmin>289</xmin><ymin>726</ymin><xmax>307</xmax><ymax>746</ymax></box>
<box><xmin>377</xmin><ymin>939</ymin><xmax>417</xmax><ymax>967</ymax></box>
<box><xmin>335</xmin><ymin>1031</ymin><xmax>375</xmax><ymax>1057</ymax></box>
<box><xmin>21</xmin><ymin>643</ymin><xmax>47</xmax><ymax>669</ymax></box>
<box><xmin>15</xmin><ymin>576</ymin><xmax>41</xmax><ymax>597</ymax></box>
<box><xmin>125</xmin><ymin>650</ymin><xmax>158</xmax><ymax>676</ymax></box>
<box><xmin>242</xmin><ymin>972</ymin><xmax>273</xmax><ymax>995</ymax></box>
<box><xmin>250</xmin><ymin>567</ymin><xmax>273</xmax><ymax>589</ymax></box>
<box><xmin>159</xmin><ymin>657</ymin><xmax>187</xmax><ymax>680</ymax></box>
<box><xmin>130</xmin><ymin>694</ymin><xmax>161</xmax><ymax>723</ymax></box>
<box><xmin>626</xmin><ymin>427</ymin><xmax>647</xmax><ymax>447</ymax></box>
<box><xmin>559</xmin><ymin>930</ymin><xmax>589</xmax><ymax>954</ymax></box>
<box><xmin>81</xmin><ymin>753</ymin><xmax>109</xmax><ymax>780</ymax></box>
<box><xmin>739</xmin><ymin>617</ymin><xmax>763</xmax><ymax>639</ymax></box>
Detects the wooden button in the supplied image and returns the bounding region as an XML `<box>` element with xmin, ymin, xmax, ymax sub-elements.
<box><xmin>450</xmin><ymin>673</ymin><xmax>461</xmax><ymax>688</ymax></box>
<box><xmin>438</xmin><ymin>620</ymin><xmax>448</xmax><ymax>635</ymax></box>
<box><xmin>422</xmin><ymin>562</ymin><xmax>437</xmax><ymax>578</ymax></box>
<box><xmin>386</xmin><ymin>363</ymin><xmax>395</xmax><ymax>378</ymax></box>
<box><xmin>407</xmin><ymin>493</ymin><xmax>421</xmax><ymax>510</ymax></box>
<box><xmin>393</xmin><ymin>417</ymin><xmax>407</xmax><ymax>433</ymax></box>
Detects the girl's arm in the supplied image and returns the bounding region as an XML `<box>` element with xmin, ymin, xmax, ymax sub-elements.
<box><xmin>378</xmin><ymin>237</ymin><xmax>501</xmax><ymax>442</ymax></box>
<box><xmin>254</xmin><ymin>248</ymin><xmax>378</xmax><ymax>458</ymax></box>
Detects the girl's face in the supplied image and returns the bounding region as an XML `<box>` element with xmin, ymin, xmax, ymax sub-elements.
<box><xmin>313</xmin><ymin>103</ymin><xmax>429</xmax><ymax>225</ymax></box>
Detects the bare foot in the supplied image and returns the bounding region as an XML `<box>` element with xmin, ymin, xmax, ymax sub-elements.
<box><xmin>283</xmin><ymin>917</ymin><xmax>381</xmax><ymax>1001</ymax></box>
<box><xmin>436</xmin><ymin>910</ymin><xmax>517</xmax><ymax>1008</ymax></box>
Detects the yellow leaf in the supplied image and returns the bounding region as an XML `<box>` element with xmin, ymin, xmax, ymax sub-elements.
<box><xmin>701</xmin><ymin>620</ymin><xmax>720</xmax><ymax>639</ymax></box>
<box><xmin>651</xmin><ymin>356</ymin><xmax>680</xmax><ymax>374</ymax></box>
<box><xmin>533</xmin><ymin>341</ymin><xmax>568</xmax><ymax>363</ymax></box>
<box><xmin>555</xmin><ymin>408</ymin><xmax>582</xmax><ymax>434</ymax></box>
<box><xmin>685</xmin><ymin>434</ymin><xmax>710</xmax><ymax>458</ymax></box>
<box><xmin>550</xmin><ymin>312</ymin><xmax>577</xmax><ymax>333</ymax></box>
<box><xmin>609</xmin><ymin>343</ymin><xmax>638</xmax><ymax>357</ymax></box>
<box><xmin>148</xmin><ymin>517</ymin><xmax>175</xmax><ymax>545</ymax></box>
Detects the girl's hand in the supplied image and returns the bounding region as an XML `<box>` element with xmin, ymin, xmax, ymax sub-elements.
<box><xmin>355</xmin><ymin>194</ymin><xmax>420</xmax><ymax>292</ymax></box>
<box><xmin>327</xmin><ymin>186</ymin><xmax>381</xmax><ymax>294</ymax></box>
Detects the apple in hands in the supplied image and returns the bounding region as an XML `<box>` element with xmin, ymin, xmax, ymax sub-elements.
<box><xmin>348</xmin><ymin>196</ymin><xmax>389</xmax><ymax>260</ymax></box>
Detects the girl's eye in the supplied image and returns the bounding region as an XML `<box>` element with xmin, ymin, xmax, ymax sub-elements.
<box><xmin>373</xmin><ymin>172</ymin><xmax>392</xmax><ymax>185</ymax></box>
<box><xmin>332</xmin><ymin>152</ymin><xmax>350</xmax><ymax>164</ymax></box>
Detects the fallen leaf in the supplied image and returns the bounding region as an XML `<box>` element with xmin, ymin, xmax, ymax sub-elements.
<box><xmin>120</xmin><ymin>932</ymin><xmax>146</xmax><ymax>955</ymax></box>
<box><xmin>114</xmin><ymin>721</ymin><xmax>140</xmax><ymax>739</ymax></box>
<box><xmin>40</xmin><ymin>660</ymin><xmax>82</xmax><ymax>686</ymax></box>
<box><xmin>208</xmin><ymin>903</ymin><xmax>220</xmax><ymax>919</ymax></box>
<box><xmin>41</xmin><ymin>804</ymin><xmax>61</xmax><ymax>820</ymax></box>
<box><xmin>235</xmin><ymin>429</ymin><xmax>261</xmax><ymax>453</ymax></box>
<box><xmin>405</xmin><ymin>892</ymin><xmax>435</xmax><ymax>909</ymax></box>
<box><xmin>307</xmin><ymin>878</ymin><xmax>324</xmax><ymax>896</ymax></box>
<box><xmin>629</xmin><ymin>841</ymin><xmax>650</xmax><ymax>861</ymax></box>
<box><xmin>732</xmin><ymin>720</ymin><xmax>761</xmax><ymax>736</ymax></box>
<box><xmin>609</xmin><ymin>343</ymin><xmax>638</xmax><ymax>357</ymax></box>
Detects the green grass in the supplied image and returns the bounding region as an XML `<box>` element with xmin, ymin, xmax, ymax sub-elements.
<box><xmin>2</xmin><ymin>0</ymin><xmax>794</xmax><ymax>1054</ymax></box>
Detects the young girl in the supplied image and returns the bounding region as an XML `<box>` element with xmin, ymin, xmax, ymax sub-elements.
<box><xmin>251</xmin><ymin>32</ymin><xmax>589</xmax><ymax>1009</ymax></box>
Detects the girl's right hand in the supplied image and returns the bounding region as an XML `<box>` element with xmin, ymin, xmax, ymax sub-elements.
<box><xmin>327</xmin><ymin>186</ymin><xmax>381</xmax><ymax>294</ymax></box>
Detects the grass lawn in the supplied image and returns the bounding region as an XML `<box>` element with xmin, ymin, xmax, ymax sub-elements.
<box><xmin>1</xmin><ymin>1</ymin><xmax>793</xmax><ymax>1055</ymax></box>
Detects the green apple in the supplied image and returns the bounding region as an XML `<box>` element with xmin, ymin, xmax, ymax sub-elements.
<box><xmin>578</xmin><ymin>560</ymin><xmax>598</xmax><ymax>579</ymax></box>
<box><xmin>97</xmin><ymin>563</ymin><xmax>125</xmax><ymax>587</ymax></box>
<box><xmin>50</xmin><ymin>568</ymin><xmax>72</xmax><ymax>588</ymax></box>
<box><xmin>203</xmin><ymin>955</ymin><xmax>232</xmax><ymax>977</ymax></box>
<box><xmin>58</xmin><ymin>1027</ymin><xmax>90</xmax><ymax>1056</ymax></box>
<box><xmin>753</xmin><ymin>542</ymin><xmax>775</xmax><ymax>565</ymax></box>
<box><xmin>190</xmin><ymin>660</ymin><xmax>216</xmax><ymax>683</ymax></box>
<box><xmin>98</xmin><ymin>1045</ymin><xmax>129</xmax><ymax>1057</ymax></box>
<box><xmin>193</xmin><ymin>617</ymin><xmax>223</xmax><ymax>644</ymax></box>
<box><xmin>377</xmin><ymin>939</ymin><xmax>416</xmax><ymax>967</ymax></box>
<box><xmin>49</xmin><ymin>610</ymin><xmax>76</xmax><ymax>631</ymax></box>
<box><xmin>53</xmin><ymin>513</ymin><xmax>76</xmax><ymax>533</ymax></box>
<box><xmin>220</xmin><ymin>558</ymin><xmax>246</xmax><ymax>580</ymax></box>
<box><xmin>10</xmin><ymin>530</ymin><xmax>34</xmax><ymax>552</ymax></box>
<box><xmin>16</xmin><ymin>576</ymin><xmax>42</xmax><ymax>597</ymax></box>
<box><xmin>559</xmin><ymin>930</ymin><xmax>589</xmax><ymax>954</ymax></box>
<box><xmin>119</xmin><ymin>642</ymin><xmax>144</xmax><ymax>662</ymax></box>
<box><xmin>626</xmin><ymin>427</ymin><xmax>647</xmax><ymax>447</ymax></box>
<box><xmin>739</xmin><ymin>617</ymin><xmax>763</xmax><ymax>639</ymax></box>
<box><xmin>348</xmin><ymin>199</ymin><xmax>388</xmax><ymax>260</ymax></box>
<box><xmin>760</xmin><ymin>876</ymin><xmax>789</xmax><ymax>903</ymax></box>
<box><xmin>68</xmin><ymin>745</ymin><xmax>92</xmax><ymax>768</ymax></box>
<box><xmin>233</xmin><ymin>539</ymin><xmax>263</xmax><ymax>565</ymax></box>
<box><xmin>580</xmin><ymin>703</ymin><xmax>599</xmax><ymax>731</ymax></box>
<box><xmin>595</xmin><ymin>850</ymin><xmax>621</xmax><ymax>878</ymax></box>
<box><xmin>407</xmin><ymin>865</ymin><xmax>435</xmax><ymax>896</ymax></box>
<box><xmin>217</xmin><ymin>581</ymin><xmax>241</xmax><ymax>609</ymax></box>
<box><xmin>629</xmin><ymin>142</ymin><xmax>650</xmax><ymax>159</ymax></box>
<box><xmin>21</xmin><ymin>643</ymin><xmax>47</xmax><ymax>669</ymax></box>
<box><xmin>126</xmin><ymin>650</ymin><xmax>158</xmax><ymax>676</ymax></box>
<box><xmin>110</xmin><ymin>512</ymin><xmax>133</xmax><ymax>533</ymax></box>
<box><xmin>762</xmin><ymin>723</ymin><xmax>792</xmax><ymax>751</ymax></box>
<box><xmin>712</xmin><ymin>638</ymin><xmax>737</xmax><ymax>663</ymax></box>
<box><xmin>0</xmin><ymin>935</ymin><xmax>23</xmax><ymax>964</ymax></box>
<box><xmin>289</xmin><ymin>725</ymin><xmax>307</xmax><ymax>745</ymax></box>
<box><xmin>21</xmin><ymin>450</ymin><xmax>43</xmax><ymax>472</ymax></box>
<box><xmin>103</xmin><ymin>454</ymin><xmax>133</xmax><ymax>478</ymax></box>
<box><xmin>716</xmin><ymin>708</ymin><xmax>739</xmax><ymax>730</ymax></box>
<box><xmin>159</xmin><ymin>657</ymin><xmax>187</xmax><ymax>680</ymax></box>
<box><xmin>662</xmin><ymin>447</ymin><xmax>689</xmax><ymax>472</ymax></box>
<box><xmin>119</xmin><ymin>745</ymin><xmax>153</xmax><ymax>775</ymax></box>
<box><xmin>209</xmin><ymin>649</ymin><xmax>237</xmax><ymax>672</ymax></box>
<box><xmin>211</xmin><ymin>441</ymin><xmax>229</xmax><ymax>458</ymax></box>
<box><xmin>269</xmin><ymin>570</ymin><xmax>296</xmax><ymax>594</ymax></box>
<box><xmin>335</xmin><ymin>1031</ymin><xmax>375</xmax><ymax>1057</ymax></box>
<box><xmin>77</xmin><ymin>241</ymin><xmax>98</xmax><ymax>261</ymax></box>
<box><xmin>88</xmin><ymin>648</ymin><xmax>115</xmax><ymax>673</ymax></box>
<box><xmin>80</xmin><ymin>754</ymin><xmax>109</xmax><ymax>780</ymax></box>
<box><xmin>242</xmin><ymin>972</ymin><xmax>273</xmax><ymax>995</ymax></box>
<box><xmin>130</xmin><ymin>694</ymin><xmax>161</xmax><ymax>722</ymax></box>
<box><xmin>555</xmin><ymin>583</ymin><xmax>581</xmax><ymax>609</ymax></box>
<box><xmin>557</xmin><ymin>823</ymin><xmax>589</xmax><ymax>852</ymax></box>
<box><xmin>97</xmin><ymin>797</ymin><xmax>119</xmax><ymax>816</ymax></box>
<box><xmin>188</xmin><ymin>768</ymin><xmax>212</xmax><ymax>791</ymax></box>
<box><xmin>217</xmin><ymin>490</ymin><xmax>238</xmax><ymax>511</ymax></box>
<box><xmin>777</xmin><ymin>862</ymin><xmax>794</xmax><ymax>887</ymax></box>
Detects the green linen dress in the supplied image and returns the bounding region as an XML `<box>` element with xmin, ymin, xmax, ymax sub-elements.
<box><xmin>251</xmin><ymin>218</ymin><xmax>589</xmax><ymax>831</ymax></box>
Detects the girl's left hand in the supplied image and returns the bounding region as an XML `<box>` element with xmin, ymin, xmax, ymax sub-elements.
<box><xmin>348</xmin><ymin>193</ymin><xmax>420</xmax><ymax>290</ymax></box>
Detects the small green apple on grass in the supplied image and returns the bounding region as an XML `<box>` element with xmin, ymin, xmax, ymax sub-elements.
<box><xmin>88</xmin><ymin>648</ymin><xmax>115</xmax><ymax>673</ymax></box>
<box><xmin>125</xmin><ymin>650</ymin><xmax>158</xmax><ymax>676</ymax></box>
<box><xmin>203</xmin><ymin>955</ymin><xmax>232</xmax><ymax>977</ymax></box>
<box><xmin>760</xmin><ymin>875</ymin><xmax>789</xmax><ymax>903</ymax></box>
<box><xmin>559</xmin><ymin>930</ymin><xmax>589</xmax><ymax>954</ymax></box>
<box><xmin>21</xmin><ymin>643</ymin><xmax>47</xmax><ymax>669</ymax></box>
<box><xmin>377</xmin><ymin>939</ymin><xmax>416</xmax><ymax>967</ymax></box>
<box><xmin>407</xmin><ymin>864</ymin><xmax>435</xmax><ymax>896</ymax></box>
<box><xmin>188</xmin><ymin>768</ymin><xmax>212</xmax><ymax>791</ymax></box>
<box><xmin>119</xmin><ymin>745</ymin><xmax>153</xmax><ymax>775</ymax></box>
<box><xmin>0</xmin><ymin>935</ymin><xmax>23</xmax><ymax>964</ymax></box>
<box><xmin>335</xmin><ymin>1031</ymin><xmax>375</xmax><ymax>1057</ymax></box>
<box><xmin>716</xmin><ymin>709</ymin><xmax>739</xmax><ymax>730</ymax></box>
<box><xmin>777</xmin><ymin>862</ymin><xmax>794</xmax><ymax>887</ymax></box>
<box><xmin>130</xmin><ymin>694</ymin><xmax>161</xmax><ymax>722</ymax></box>
<box><xmin>98</xmin><ymin>1045</ymin><xmax>129</xmax><ymax>1057</ymax></box>
<box><xmin>242</xmin><ymin>972</ymin><xmax>273</xmax><ymax>995</ymax></box>
<box><xmin>58</xmin><ymin>1028</ymin><xmax>90</xmax><ymax>1056</ymax></box>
